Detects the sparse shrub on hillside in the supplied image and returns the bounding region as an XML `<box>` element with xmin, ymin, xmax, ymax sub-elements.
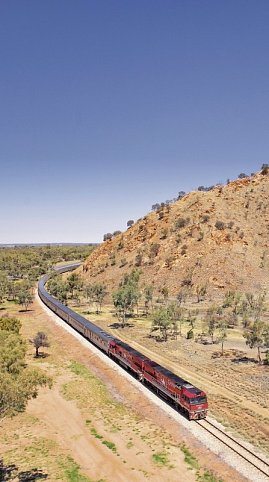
<box><xmin>103</xmin><ymin>233</ymin><xmax>113</xmax><ymax>241</ymax></box>
<box><xmin>195</xmin><ymin>285</ymin><xmax>207</xmax><ymax>303</ymax></box>
<box><xmin>181</xmin><ymin>270</ymin><xmax>193</xmax><ymax>287</ymax></box>
<box><xmin>197</xmin><ymin>230</ymin><xmax>204</xmax><ymax>241</ymax></box>
<box><xmin>165</xmin><ymin>201</ymin><xmax>172</xmax><ymax>214</ymax></box>
<box><xmin>152</xmin><ymin>203</ymin><xmax>161</xmax><ymax>211</ymax></box>
<box><xmin>110</xmin><ymin>253</ymin><xmax>116</xmax><ymax>266</ymax></box>
<box><xmin>117</xmin><ymin>236</ymin><xmax>124</xmax><ymax>250</ymax></box>
<box><xmin>201</xmin><ymin>214</ymin><xmax>209</xmax><ymax>223</ymax></box>
<box><xmin>261</xmin><ymin>164</ymin><xmax>269</xmax><ymax>175</ymax></box>
<box><xmin>174</xmin><ymin>217</ymin><xmax>189</xmax><ymax>230</ymax></box>
<box><xmin>165</xmin><ymin>256</ymin><xmax>174</xmax><ymax>268</ymax></box>
<box><xmin>177</xmin><ymin>191</ymin><xmax>186</xmax><ymax>200</ymax></box>
<box><xmin>149</xmin><ymin>243</ymin><xmax>160</xmax><ymax>259</ymax></box>
<box><xmin>198</xmin><ymin>185</ymin><xmax>214</xmax><ymax>192</ymax></box>
<box><xmin>127</xmin><ymin>220</ymin><xmax>134</xmax><ymax>228</ymax></box>
<box><xmin>227</xmin><ymin>221</ymin><xmax>234</xmax><ymax>229</ymax></box>
<box><xmin>135</xmin><ymin>253</ymin><xmax>143</xmax><ymax>267</ymax></box>
<box><xmin>175</xmin><ymin>233</ymin><xmax>182</xmax><ymax>244</ymax></box>
<box><xmin>238</xmin><ymin>173</ymin><xmax>247</xmax><ymax>179</ymax></box>
<box><xmin>215</xmin><ymin>220</ymin><xmax>225</xmax><ymax>230</ymax></box>
<box><xmin>181</xmin><ymin>244</ymin><xmax>187</xmax><ymax>256</ymax></box>
<box><xmin>160</xmin><ymin>228</ymin><xmax>168</xmax><ymax>239</ymax></box>
<box><xmin>120</xmin><ymin>258</ymin><xmax>127</xmax><ymax>268</ymax></box>
<box><xmin>113</xmin><ymin>230</ymin><xmax>122</xmax><ymax>237</ymax></box>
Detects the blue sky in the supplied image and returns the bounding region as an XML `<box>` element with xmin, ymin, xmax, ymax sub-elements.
<box><xmin>0</xmin><ymin>1</ymin><xmax>268</xmax><ymax>243</ymax></box>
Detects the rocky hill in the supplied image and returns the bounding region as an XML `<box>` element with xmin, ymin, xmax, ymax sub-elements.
<box><xmin>79</xmin><ymin>168</ymin><xmax>269</xmax><ymax>298</ymax></box>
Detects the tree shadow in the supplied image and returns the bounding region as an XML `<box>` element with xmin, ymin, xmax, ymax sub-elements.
<box><xmin>18</xmin><ymin>309</ymin><xmax>34</xmax><ymax>313</ymax></box>
<box><xmin>231</xmin><ymin>356</ymin><xmax>258</xmax><ymax>364</ymax></box>
<box><xmin>0</xmin><ymin>459</ymin><xmax>48</xmax><ymax>481</ymax></box>
<box><xmin>33</xmin><ymin>352</ymin><xmax>49</xmax><ymax>359</ymax></box>
<box><xmin>108</xmin><ymin>322</ymin><xmax>134</xmax><ymax>329</ymax></box>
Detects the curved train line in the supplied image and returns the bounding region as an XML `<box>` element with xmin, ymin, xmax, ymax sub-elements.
<box><xmin>38</xmin><ymin>263</ymin><xmax>208</xmax><ymax>420</ymax></box>
<box><xmin>38</xmin><ymin>264</ymin><xmax>269</xmax><ymax>479</ymax></box>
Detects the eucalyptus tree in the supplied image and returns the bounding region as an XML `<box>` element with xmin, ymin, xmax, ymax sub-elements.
<box><xmin>151</xmin><ymin>306</ymin><xmax>171</xmax><ymax>341</ymax></box>
<box><xmin>244</xmin><ymin>320</ymin><xmax>267</xmax><ymax>363</ymax></box>
<box><xmin>0</xmin><ymin>318</ymin><xmax>51</xmax><ymax>421</ymax></box>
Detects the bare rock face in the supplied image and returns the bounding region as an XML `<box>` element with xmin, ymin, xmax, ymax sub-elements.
<box><xmin>80</xmin><ymin>170</ymin><xmax>269</xmax><ymax>297</ymax></box>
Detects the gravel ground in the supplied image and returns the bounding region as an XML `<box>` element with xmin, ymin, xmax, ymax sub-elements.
<box><xmin>37</xmin><ymin>294</ymin><xmax>269</xmax><ymax>482</ymax></box>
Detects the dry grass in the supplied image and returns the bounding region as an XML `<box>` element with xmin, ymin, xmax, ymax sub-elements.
<box><xmin>73</xmin><ymin>301</ymin><xmax>269</xmax><ymax>456</ymax></box>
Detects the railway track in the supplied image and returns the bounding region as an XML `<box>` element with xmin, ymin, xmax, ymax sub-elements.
<box><xmin>196</xmin><ymin>418</ymin><xmax>269</xmax><ymax>480</ymax></box>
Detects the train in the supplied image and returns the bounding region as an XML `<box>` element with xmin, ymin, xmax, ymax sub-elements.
<box><xmin>38</xmin><ymin>264</ymin><xmax>208</xmax><ymax>420</ymax></box>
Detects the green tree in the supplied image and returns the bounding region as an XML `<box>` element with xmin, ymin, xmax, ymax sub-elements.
<box><xmin>218</xmin><ymin>318</ymin><xmax>228</xmax><ymax>355</ymax></box>
<box><xmin>204</xmin><ymin>305</ymin><xmax>222</xmax><ymax>343</ymax></box>
<box><xmin>31</xmin><ymin>332</ymin><xmax>50</xmax><ymax>357</ymax></box>
<box><xmin>0</xmin><ymin>328</ymin><xmax>51</xmax><ymax>421</ymax></box>
<box><xmin>160</xmin><ymin>286</ymin><xmax>169</xmax><ymax>304</ymax></box>
<box><xmin>243</xmin><ymin>320</ymin><xmax>266</xmax><ymax>363</ymax></box>
<box><xmin>113</xmin><ymin>270</ymin><xmax>141</xmax><ymax>326</ymax></box>
<box><xmin>195</xmin><ymin>284</ymin><xmax>207</xmax><ymax>303</ymax></box>
<box><xmin>67</xmin><ymin>273</ymin><xmax>83</xmax><ymax>298</ymax></box>
<box><xmin>144</xmin><ymin>285</ymin><xmax>154</xmax><ymax>316</ymax></box>
<box><xmin>151</xmin><ymin>307</ymin><xmax>171</xmax><ymax>341</ymax></box>
<box><xmin>47</xmin><ymin>276</ymin><xmax>69</xmax><ymax>304</ymax></box>
<box><xmin>167</xmin><ymin>302</ymin><xmax>183</xmax><ymax>339</ymax></box>
<box><xmin>0</xmin><ymin>273</ymin><xmax>7</xmax><ymax>303</ymax></box>
<box><xmin>0</xmin><ymin>315</ymin><xmax>21</xmax><ymax>334</ymax></box>
<box><xmin>185</xmin><ymin>309</ymin><xmax>198</xmax><ymax>339</ymax></box>
<box><xmin>17</xmin><ymin>287</ymin><xmax>33</xmax><ymax>311</ymax></box>
<box><xmin>92</xmin><ymin>283</ymin><xmax>107</xmax><ymax>314</ymax></box>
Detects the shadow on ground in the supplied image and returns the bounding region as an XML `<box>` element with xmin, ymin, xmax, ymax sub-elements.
<box><xmin>0</xmin><ymin>459</ymin><xmax>48</xmax><ymax>481</ymax></box>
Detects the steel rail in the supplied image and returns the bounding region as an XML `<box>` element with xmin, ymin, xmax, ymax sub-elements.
<box><xmin>197</xmin><ymin>418</ymin><xmax>269</xmax><ymax>479</ymax></box>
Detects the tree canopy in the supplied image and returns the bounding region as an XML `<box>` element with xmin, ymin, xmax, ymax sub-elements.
<box><xmin>0</xmin><ymin>316</ymin><xmax>51</xmax><ymax>421</ymax></box>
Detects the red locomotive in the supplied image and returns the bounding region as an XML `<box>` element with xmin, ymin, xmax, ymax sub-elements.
<box><xmin>109</xmin><ymin>340</ymin><xmax>208</xmax><ymax>420</ymax></box>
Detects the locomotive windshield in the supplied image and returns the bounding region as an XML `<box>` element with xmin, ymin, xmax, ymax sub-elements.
<box><xmin>189</xmin><ymin>396</ymin><xmax>207</xmax><ymax>405</ymax></box>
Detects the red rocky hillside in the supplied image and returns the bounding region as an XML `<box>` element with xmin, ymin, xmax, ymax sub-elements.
<box><xmin>79</xmin><ymin>169</ymin><xmax>269</xmax><ymax>299</ymax></box>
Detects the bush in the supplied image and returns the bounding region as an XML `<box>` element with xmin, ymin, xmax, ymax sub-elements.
<box><xmin>187</xmin><ymin>329</ymin><xmax>194</xmax><ymax>339</ymax></box>
<box><xmin>174</xmin><ymin>217</ymin><xmax>189</xmax><ymax>229</ymax></box>
<box><xmin>261</xmin><ymin>164</ymin><xmax>269</xmax><ymax>175</ymax></box>
<box><xmin>201</xmin><ymin>215</ymin><xmax>209</xmax><ymax>223</ymax></box>
<box><xmin>150</xmin><ymin>243</ymin><xmax>160</xmax><ymax>258</ymax></box>
<box><xmin>177</xmin><ymin>191</ymin><xmax>186</xmax><ymax>200</ymax></box>
<box><xmin>215</xmin><ymin>221</ymin><xmax>225</xmax><ymax>230</ymax></box>
<box><xmin>120</xmin><ymin>258</ymin><xmax>127</xmax><ymax>267</ymax></box>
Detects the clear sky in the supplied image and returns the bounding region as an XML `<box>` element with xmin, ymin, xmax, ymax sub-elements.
<box><xmin>0</xmin><ymin>0</ymin><xmax>268</xmax><ymax>243</ymax></box>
